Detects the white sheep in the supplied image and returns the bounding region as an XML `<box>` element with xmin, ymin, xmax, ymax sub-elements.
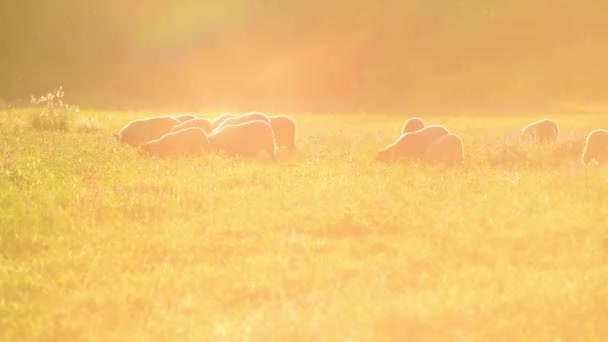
<box><xmin>174</xmin><ymin>113</ymin><xmax>197</xmax><ymax>123</ymax></box>
<box><xmin>401</xmin><ymin>117</ymin><xmax>425</xmax><ymax>134</ymax></box>
<box><xmin>376</xmin><ymin>125</ymin><xmax>450</xmax><ymax>163</ymax></box>
<box><xmin>114</xmin><ymin>116</ymin><xmax>180</xmax><ymax>147</ymax></box>
<box><xmin>424</xmin><ymin>133</ymin><xmax>464</xmax><ymax>167</ymax></box>
<box><xmin>210</xmin><ymin>113</ymin><xmax>238</xmax><ymax>131</ymax></box>
<box><xmin>141</xmin><ymin>127</ymin><xmax>209</xmax><ymax>158</ymax></box>
<box><xmin>519</xmin><ymin>119</ymin><xmax>559</xmax><ymax>144</ymax></box>
<box><xmin>208</xmin><ymin>119</ymin><xmax>277</xmax><ymax>159</ymax></box>
<box><xmin>170</xmin><ymin>118</ymin><xmax>212</xmax><ymax>134</ymax></box>
<box><xmin>212</xmin><ymin>111</ymin><xmax>271</xmax><ymax>134</ymax></box>
<box><xmin>269</xmin><ymin>115</ymin><xmax>297</xmax><ymax>150</ymax></box>
<box><xmin>581</xmin><ymin>129</ymin><xmax>608</xmax><ymax>165</ymax></box>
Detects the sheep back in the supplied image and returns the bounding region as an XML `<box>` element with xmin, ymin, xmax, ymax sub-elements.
<box><xmin>141</xmin><ymin>127</ymin><xmax>209</xmax><ymax>158</ymax></box>
<box><xmin>208</xmin><ymin>119</ymin><xmax>277</xmax><ymax>159</ymax></box>
<box><xmin>519</xmin><ymin>119</ymin><xmax>559</xmax><ymax>144</ymax></box>
<box><xmin>174</xmin><ymin>114</ymin><xmax>197</xmax><ymax>123</ymax></box>
<box><xmin>376</xmin><ymin>125</ymin><xmax>450</xmax><ymax>162</ymax></box>
<box><xmin>210</xmin><ymin>113</ymin><xmax>238</xmax><ymax>130</ymax></box>
<box><xmin>116</xmin><ymin>116</ymin><xmax>180</xmax><ymax>147</ymax></box>
<box><xmin>269</xmin><ymin>115</ymin><xmax>297</xmax><ymax>150</ymax></box>
<box><xmin>213</xmin><ymin>112</ymin><xmax>271</xmax><ymax>134</ymax></box>
<box><xmin>401</xmin><ymin>117</ymin><xmax>425</xmax><ymax>134</ymax></box>
<box><xmin>425</xmin><ymin>133</ymin><xmax>464</xmax><ymax>167</ymax></box>
<box><xmin>170</xmin><ymin>118</ymin><xmax>212</xmax><ymax>134</ymax></box>
<box><xmin>582</xmin><ymin>129</ymin><xmax>608</xmax><ymax>165</ymax></box>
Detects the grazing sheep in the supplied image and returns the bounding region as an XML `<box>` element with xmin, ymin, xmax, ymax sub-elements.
<box><xmin>170</xmin><ymin>118</ymin><xmax>212</xmax><ymax>134</ymax></box>
<box><xmin>141</xmin><ymin>127</ymin><xmax>209</xmax><ymax>158</ymax></box>
<box><xmin>425</xmin><ymin>133</ymin><xmax>464</xmax><ymax>167</ymax></box>
<box><xmin>402</xmin><ymin>117</ymin><xmax>425</xmax><ymax>134</ymax></box>
<box><xmin>208</xmin><ymin>120</ymin><xmax>276</xmax><ymax>159</ymax></box>
<box><xmin>519</xmin><ymin>119</ymin><xmax>559</xmax><ymax>144</ymax></box>
<box><xmin>210</xmin><ymin>113</ymin><xmax>238</xmax><ymax>131</ymax></box>
<box><xmin>376</xmin><ymin>125</ymin><xmax>450</xmax><ymax>163</ymax></box>
<box><xmin>212</xmin><ymin>111</ymin><xmax>271</xmax><ymax>133</ymax></box>
<box><xmin>114</xmin><ymin>116</ymin><xmax>180</xmax><ymax>147</ymax></box>
<box><xmin>174</xmin><ymin>113</ymin><xmax>197</xmax><ymax>123</ymax></box>
<box><xmin>269</xmin><ymin>115</ymin><xmax>297</xmax><ymax>150</ymax></box>
<box><xmin>581</xmin><ymin>129</ymin><xmax>608</xmax><ymax>165</ymax></box>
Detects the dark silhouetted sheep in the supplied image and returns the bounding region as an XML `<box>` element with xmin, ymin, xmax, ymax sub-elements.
<box><xmin>208</xmin><ymin>120</ymin><xmax>276</xmax><ymax>159</ymax></box>
<box><xmin>210</xmin><ymin>113</ymin><xmax>238</xmax><ymax>131</ymax></box>
<box><xmin>425</xmin><ymin>133</ymin><xmax>464</xmax><ymax>167</ymax></box>
<box><xmin>582</xmin><ymin>129</ymin><xmax>608</xmax><ymax>165</ymax></box>
<box><xmin>269</xmin><ymin>115</ymin><xmax>297</xmax><ymax>150</ymax></box>
<box><xmin>401</xmin><ymin>117</ymin><xmax>425</xmax><ymax>134</ymax></box>
<box><xmin>170</xmin><ymin>118</ymin><xmax>212</xmax><ymax>134</ymax></box>
<box><xmin>212</xmin><ymin>112</ymin><xmax>271</xmax><ymax>134</ymax></box>
<box><xmin>376</xmin><ymin>125</ymin><xmax>450</xmax><ymax>163</ymax></box>
<box><xmin>115</xmin><ymin>116</ymin><xmax>180</xmax><ymax>147</ymax></box>
<box><xmin>141</xmin><ymin>127</ymin><xmax>209</xmax><ymax>158</ymax></box>
<box><xmin>174</xmin><ymin>114</ymin><xmax>197</xmax><ymax>123</ymax></box>
<box><xmin>519</xmin><ymin>119</ymin><xmax>559</xmax><ymax>144</ymax></box>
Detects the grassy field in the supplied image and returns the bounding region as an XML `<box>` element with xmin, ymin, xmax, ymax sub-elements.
<box><xmin>1</xmin><ymin>109</ymin><xmax>607</xmax><ymax>341</ymax></box>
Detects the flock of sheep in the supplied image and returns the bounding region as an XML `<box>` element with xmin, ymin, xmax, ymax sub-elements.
<box><xmin>375</xmin><ymin>118</ymin><xmax>464</xmax><ymax>166</ymax></box>
<box><xmin>515</xmin><ymin>118</ymin><xmax>608</xmax><ymax>166</ymax></box>
<box><xmin>114</xmin><ymin>113</ymin><xmax>608</xmax><ymax>166</ymax></box>
<box><xmin>114</xmin><ymin>112</ymin><xmax>296</xmax><ymax>159</ymax></box>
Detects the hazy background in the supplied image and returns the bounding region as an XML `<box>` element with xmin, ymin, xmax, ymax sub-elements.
<box><xmin>2</xmin><ymin>1</ymin><xmax>607</xmax><ymax>113</ymax></box>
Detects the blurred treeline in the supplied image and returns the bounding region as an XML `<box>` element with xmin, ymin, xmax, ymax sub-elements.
<box><xmin>1</xmin><ymin>1</ymin><xmax>607</xmax><ymax>113</ymax></box>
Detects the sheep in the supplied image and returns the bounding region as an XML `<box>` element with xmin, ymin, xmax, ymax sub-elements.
<box><xmin>210</xmin><ymin>113</ymin><xmax>238</xmax><ymax>131</ymax></box>
<box><xmin>212</xmin><ymin>111</ymin><xmax>271</xmax><ymax>134</ymax></box>
<box><xmin>269</xmin><ymin>115</ymin><xmax>297</xmax><ymax>150</ymax></box>
<box><xmin>114</xmin><ymin>116</ymin><xmax>180</xmax><ymax>147</ymax></box>
<box><xmin>174</xmin><ymin>113</ymin><xmax>197</xmax><ymax>123</ymax></box>
<box><xmin>376</xmin><ymin>125</ymin><xmax>450</xmax><ymax>163</ymax></box>
<box><xmin>424</xmin><ymin>133</ymin><xmax>464</xmax><ymax>167</ymax></box>
<box><xmin>401</xmin><ymin>117</ymin><xmax>425</xmax><ymax>134</ymax></box>
<box><xmin>140</xmin><ymin>127</ymin><xmax>209</xmax><ymax>158</ymax></box>
<box><xmin>170</xmin><ymin>118</ymin><xmax>212</xmax><ymax>134</ymax></box>
<box><xmin>519</xmin><ymin>119</ymin><xmax>559</xmax><ymax>144</ymax></box>
<box><xmin>208</xmin><ymin>120</ymin><xmax>277</xmax><ymax>159</ymax></box>
<box><xmin>581</xmin><ymin>129</ymin><xmax>608</xmax><ymax>165</ymax></box>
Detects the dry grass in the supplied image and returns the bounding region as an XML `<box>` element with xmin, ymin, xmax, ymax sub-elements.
<box><xmin>1</xmin><ymin>110</ymin><xmax>607</xmax><ymax>341</ymax></box>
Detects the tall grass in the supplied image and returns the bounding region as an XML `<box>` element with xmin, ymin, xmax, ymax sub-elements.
<box><xmin>1</xmin><ymin>110</ymin><xmax>607</xmax><ymax>341</ymax></box>
<box><xmin>29</xmin><ymin>87</ymin><xmax>79</xmax><ymax>131</ymax></box>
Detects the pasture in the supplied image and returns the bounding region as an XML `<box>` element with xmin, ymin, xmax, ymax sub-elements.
<box><xmin>1</xmin><ymin>109</ymin><xmax>607</xmax><ymax>341</ymax></box>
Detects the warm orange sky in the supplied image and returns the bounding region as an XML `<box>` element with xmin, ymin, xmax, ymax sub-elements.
<box><xmin>2</xmin><ymin>1</ymin><xmax>608</xmax><ymax>112</ymax></box>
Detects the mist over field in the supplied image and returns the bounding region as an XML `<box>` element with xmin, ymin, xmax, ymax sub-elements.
<box><xmin>2</xmin><ymin>2</ymin><xmax>608</xmax><ymax>341</ymax></box>
<box><xmin>2</xmin><ymin>1</ymin><xmax>608</xmax><ymax>112</ymax></box>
